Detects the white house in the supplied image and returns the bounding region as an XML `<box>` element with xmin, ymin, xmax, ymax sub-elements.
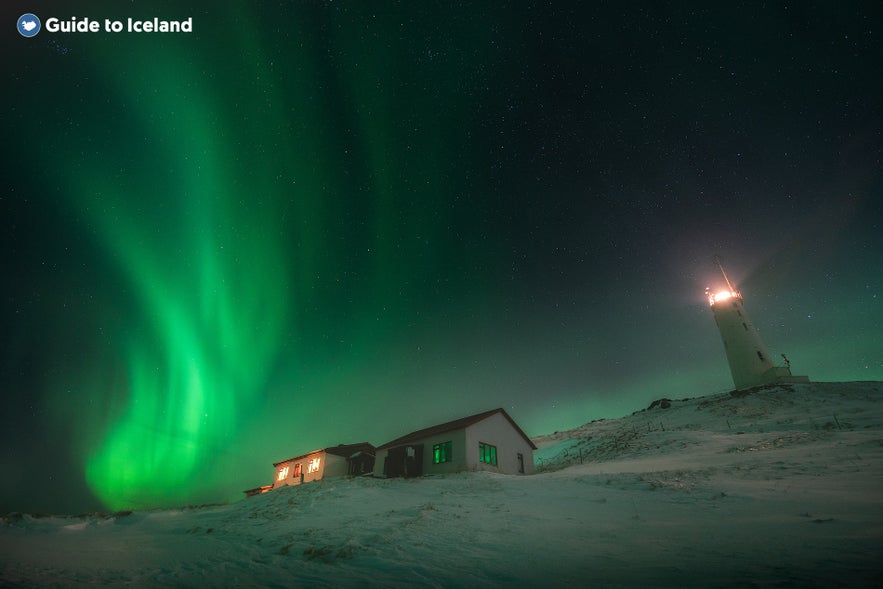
<box><xmin>271</xmin><ymin>442</ymin><xmax>375</xmax><ymax>490</ymax></box>
<box><xmin>373</xmin><ymin>408</ymin><xmax>536</xmax><ymax>478</ymax></box>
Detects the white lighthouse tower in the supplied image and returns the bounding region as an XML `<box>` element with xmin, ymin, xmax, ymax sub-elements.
<box><xmin>707</xmin><ymin>256</ymin><xmax>808</xmax><ymax>390</ymax></box>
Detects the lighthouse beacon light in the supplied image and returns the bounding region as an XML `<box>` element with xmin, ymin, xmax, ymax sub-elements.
<box><xmin>707</xmin><ymin>289</ymin><xmax>739</xmax><ymax>306</ymax></box>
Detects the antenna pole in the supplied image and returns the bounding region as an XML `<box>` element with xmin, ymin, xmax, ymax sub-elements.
<box><xmin>713</xmin><ymin>255</ymin><xmax>738</xmax><ymax>293</ymax></box>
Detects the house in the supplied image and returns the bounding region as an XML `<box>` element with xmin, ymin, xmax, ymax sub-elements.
<box><xmin>271</xmin><ymin>442</ymin><xmax>375</xmax><ymax>490</ymax></box>
<box><xmin>373</xmin><ymin>408</ymin><xmax>536</xmax><ymax>478</ymax></box>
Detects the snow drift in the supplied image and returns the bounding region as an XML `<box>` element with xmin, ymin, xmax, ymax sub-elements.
<box><xmin>2</xmin><ymin>382</ymin><xmax>881</xmax><ymax>587</ymax></box>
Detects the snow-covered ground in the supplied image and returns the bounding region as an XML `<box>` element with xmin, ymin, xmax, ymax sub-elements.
<box><xmin>2</xmin><ymin>382</ymin><xmax>881</xmax><ymax>587</ymax></box>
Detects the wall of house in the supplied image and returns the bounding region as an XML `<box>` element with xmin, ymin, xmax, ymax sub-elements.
<box><xmin>271</xmin><ymin>449</ymin><xmax>360</xmax><ymax>489</ymax></box>
<box><xmin>302</xmin><ymin>452</ymin><xmax>326</xmax><ymax>484</ymax></box>
<box><xmin>422</xmin><ymin>428</ymin><xmax>467</xmax><ymax>475</ymax></box>
<box><xmin>322</xmin><ymin>453</ymin><xmax>350</xmax><ymax>478</ymax></box>
<box><xmin>371</xmin><ymin>448</ymin><xmax>388</xmax><ymax>477</ymax></box>
<box><xmin>272</xmin><ymin>450</ymin><xmax>327</xmax><ymax>488</ymax></box>
<box><xmin>373</xmin><ymin>428</ymin><xmax>468</xmax><ymax>477</ymax></box>
<box><xmin>464</xmin><ymin>412</ymin><xmax>536</xmax><ymax>475</ymax></box>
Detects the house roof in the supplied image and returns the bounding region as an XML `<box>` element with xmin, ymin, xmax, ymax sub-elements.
<box><xmin>273</xmin><ymin>442</ymin><xmax>375</xmax><ymax>467</ymax></box>
<box><xmin>324</xmin><ymin>442</ymin><xmax>375</xmax><ymax>458</ymax></box>
<box><xmin>376</xmin><ymin>408</ymin><xmax>537</xmax><ymax>451</ymax></box>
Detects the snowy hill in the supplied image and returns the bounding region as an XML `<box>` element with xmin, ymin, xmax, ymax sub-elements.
<box><xmin>2</xmin><ymin>382</ymin><xmax>881</xmax><ymax>588</ymax></box>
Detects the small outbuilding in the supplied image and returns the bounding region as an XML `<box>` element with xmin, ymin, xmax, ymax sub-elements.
<box><xmin>373</xmin><ymin>408</ymin><xmax>536</xmax><ymax>478</ymax></box>
<box><xmin>272</xmin><ymin>442</ymin><xmax>375</xmax><ymax>489</ymax></box>
<box><xmin>243</xmin><ymin>484</ymin><xmax>272</xmax><ymax>497</ymax></box>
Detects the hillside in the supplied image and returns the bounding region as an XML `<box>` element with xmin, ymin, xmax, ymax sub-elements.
<box><xmin>2</xmin><ymin>382</ymin><xmax>881</xmax><ymax>587</ymax></box>
<box><xmin>534</xmin><ymin>380</ymin><xmax>882</xmax><ymax>471</ymax></box>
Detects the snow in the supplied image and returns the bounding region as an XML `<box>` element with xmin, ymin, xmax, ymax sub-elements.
<box><xmin>2</xmin><ymin>382</ymin><xmax>881</xmax><ymax>587</ymax></box>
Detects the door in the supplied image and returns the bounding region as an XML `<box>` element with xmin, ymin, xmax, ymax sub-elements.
<box><xmin>384</xmin><ymin>444</ymin><xmax>424</xmax><ymax>477</ymax></box>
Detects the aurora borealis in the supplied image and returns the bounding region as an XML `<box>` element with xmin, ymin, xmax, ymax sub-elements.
<box><xmin>2</xmin><ymin>1</ymin><xmax>882</xmax><ymax>513</ymax></box>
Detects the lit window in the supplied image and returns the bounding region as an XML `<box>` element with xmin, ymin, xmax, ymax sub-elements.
<box><xmin>433</xmin><ymin>441</ymin><xmax>452</xmax><ymax>464</ymax></box>
<box><xmin>277</xmin><ymin>466</ymin><xmax>289</xmax><ymax>480</ymax></box>
<box><xmin>479</xmin><ymin>443</ymin><xmax>497</xmax><ymax>466</ymax></box>
<box><xmin>307</xmin><ymin>458</ymin><xmax>321</xmax><ymax>473</ymax></box>
<box><xmin>293</xmin><ymin>463</ymin><xmax>302</xmax><ymax>477</ymax></box>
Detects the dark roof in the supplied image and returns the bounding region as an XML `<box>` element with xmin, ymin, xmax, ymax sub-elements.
<box><xmin>273</xmin><ymin>442</ymin><xmax>375</xmax><ymax>467</ymax></box>
<box><xmin>324</xmin><ymin>442</ymin><xmax>375</xmax><ymax>458</ymax></box>
<box><xmin>376</xmin><ymin>408</ymin><xmax>537</xmax><ymax>451</ymax></box>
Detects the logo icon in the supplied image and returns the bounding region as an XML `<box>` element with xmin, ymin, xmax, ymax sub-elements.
<box><xmin>18</xmin><ymin>13</ymin><xmax>41</xmax><ymax>38</ymax></box>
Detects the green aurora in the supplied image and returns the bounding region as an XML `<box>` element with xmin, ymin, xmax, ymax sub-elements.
<box><xmin>16</xmin><ymin>5</ymin><xmax>509</xmax><ymax>510</ymax></box>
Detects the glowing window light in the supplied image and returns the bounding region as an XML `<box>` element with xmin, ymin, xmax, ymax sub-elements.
<box><xmin>277</xmin><ymin>465</ymin><xmax>289</xmax><ymax>480</ymax></box>
<box><xmin>307</xmin><ymin>458</ymin><xmax>321</xmax><ymax>473</ymax></box>
<box><xmin>433</xmin><ymin>441</ymin><xmax>452</xmax><ymax>464</ymax></box>
<box><xmin>479</xmin><ymin>442</ymin><xmax>497</xmax><ymax>466</ymax></box>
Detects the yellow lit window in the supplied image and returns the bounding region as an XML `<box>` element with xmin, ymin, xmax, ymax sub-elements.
<box><xmin>307</xmin><ymin>458</ymin><xmax>321</xmax><ymax>473</ymax></box>
<box><xmin>277</xmin><ymin>465</ymin><xmax>289</xmax><ymax>480</ymax></box>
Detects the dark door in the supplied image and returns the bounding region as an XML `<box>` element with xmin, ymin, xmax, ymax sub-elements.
<box><xmin>384</xmin><ymin>444</ymin><xmax>424</xmax><ymax>477</ymax></box>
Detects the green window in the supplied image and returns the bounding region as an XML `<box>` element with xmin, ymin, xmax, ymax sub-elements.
<box><xmin>433</xmin><ymin>441</ymin><xmax>452</xmax><ymax>464</ymax></box>
<box><xmin>479</xmin><ymin>442</ymin><xmax>497</xmax><ymax>466</ymax></box>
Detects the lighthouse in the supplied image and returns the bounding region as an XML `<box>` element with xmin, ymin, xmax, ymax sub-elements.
<box><xmin>707</xmin><ymin>257</ymin><xmax>809</xmax><ymax>390</ymax></box>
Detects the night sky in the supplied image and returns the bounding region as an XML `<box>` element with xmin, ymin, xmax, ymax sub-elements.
<box><xmin>2</xmin><ymin>1</ymin><xmax>881</xmax><ymax>513</ymax></box>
